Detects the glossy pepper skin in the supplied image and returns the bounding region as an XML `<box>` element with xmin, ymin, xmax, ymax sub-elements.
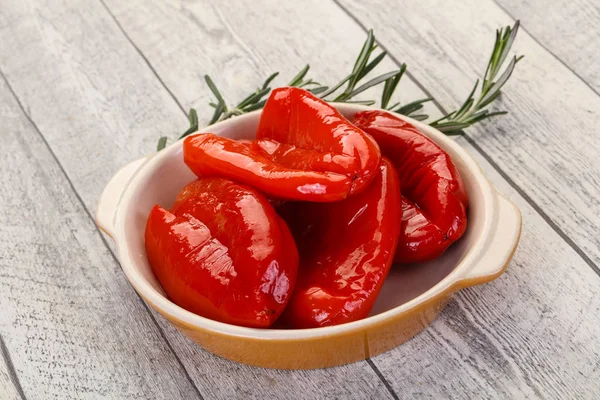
<box><xmin>183</xmin><ymin>87</ymin><xmax>381</xmax><ymax>202</ymax></box>
<box><xmin>144</xmin><ymin>178</ymin><xmax>298</xmax><ymax>328</ymax></box>
<box><xmin>278</xmin><ymin>158</ymin><xmax>401</xmax><ymax>328</ymax></box>
<box><xmin>184</xmin><ymin>135</ymin><xmax>351</xmax><ymax>202</ymax></box>
<box><xmin>352</xmin><ymin>110</ymin><xmax>468</xmax><ymax>264</ymax></box>
<box><xmin>256</xmin><ymin>87</ymin><xmax>381</xmax><ymax>194</ymax></box>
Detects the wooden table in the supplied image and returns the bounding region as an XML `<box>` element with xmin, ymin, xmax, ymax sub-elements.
<box><xmin>1</xmin><ymin>1</ymin><xmax>599</xmax><ymax>398</ymax></box>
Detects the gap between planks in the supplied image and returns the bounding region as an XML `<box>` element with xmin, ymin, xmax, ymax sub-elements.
<box><xmin>331</xmin><ymin>0</ymin><xmax>600</xmax><ymax>279</ymax></box>
<box><xmin>0</xmin><ymin>2</ymin><xmax>393</xmax><ymax>398</ymax></box>
<box><xmin>0</xmin><ymin>335</ymin><xmax>27</xmax><ymax>400</ymax></box>
<box><xmin>98</xmin><ymin>0</ymin><xmax>188</xmax><ymax>118</ymax></box>
<box><xmin>0</xmin><ymin>67</ymin><xmax>204</xmax><ymax>400</ymax></box>
<box><xmin>4</xmin><ymin>0</ymin><xmax>597</xmax><ymax>397</ymax></box>
<box><xmin>92</xmin><ymin>1</ymin><xmax>402</xmax><ymax>396</ymax></box>
<box><xmin>93</xmin><ymin>0</ymin><xmax>400</xmax><ymax>397</ymax></box>
<box><xmin>490</xmin><ymin>0</ymin><xmax>600</xmax><ymax>98</ymax></box>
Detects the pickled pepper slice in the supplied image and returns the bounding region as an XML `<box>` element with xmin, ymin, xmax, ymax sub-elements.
<box><xmin>145</xmin><ymin>178</ymin><xmax>298</xmax><ymax>328</ymax></box>
<box><xmin>353</xmin><ymin>110</ymin><xmax>468</xmax><ymax>264</ymax></box>
<box><xmin>278</xmin><ymin>158</ymin><xmax>401</xmax><ymax>328</ymax></box>
<box><xmin>183</xmin><ymin>87</ymin><xmax>381</xmax><ymax>202</ymax></box>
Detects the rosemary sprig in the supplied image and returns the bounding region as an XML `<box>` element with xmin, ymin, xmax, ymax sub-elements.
<box><xmin>326</xmin><ymin>30</ymin><xmax>401</xmax><ymax>103</ymax></box>
<box><xmin>430</xmin><ymin>21</ymin><xmax>523</xmax><ymax>134</ymax></box>
<box><xmin>157</xmin><ymin>22</ymin><xmax>521</xmax><ymax>150</ymax></box>
<box><xmin>157</xmin><ymin>29</ymin><xmax>422</xmax><ymax>150</ymax></box>
<box><xmin>157</xmin><ymin>109</ymin><xmax>198</xmax><ymax>150</ymax></box>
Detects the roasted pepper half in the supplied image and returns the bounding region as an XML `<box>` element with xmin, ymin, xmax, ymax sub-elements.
<box><xmin>278</xmin><ymin>158</ymin><xmax>401</xmax><ymax>328</ymax></box>
<box><xmin>353</xmin><ymin>110</ymin><xmax>468</xmax><ymax>264</ymax></box>
<box><xmin>183</xmin><ymin>87</ymin><xmax>381</xmax><ymax>202</ymax></box>
<box><xmin>145</xmin><ymin>178</ymin><xmax>298</xmax><ymax>328</ymax></box>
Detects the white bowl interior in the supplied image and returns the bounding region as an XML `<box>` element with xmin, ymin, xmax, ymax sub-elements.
<box><xmin>120</xmin><ymin>107</ymin><xmax>487</xmax><ymax>320</ymax></box>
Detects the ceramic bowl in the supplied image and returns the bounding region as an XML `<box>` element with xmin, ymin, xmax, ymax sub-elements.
<box><xmin>96</xmin><ymin>104</ymin><xmax>521</xmax><ymax>370</ymax></box>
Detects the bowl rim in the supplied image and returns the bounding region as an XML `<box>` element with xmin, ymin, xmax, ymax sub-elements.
<box><xmin>111</xmin><ymin>104</ymin><xmax>498</xmax><ymax>340</ymax></box>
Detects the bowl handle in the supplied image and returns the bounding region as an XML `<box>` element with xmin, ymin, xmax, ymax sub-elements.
<box><xmin>456</xmin><ymin>193</ymin><xmax>522</xmax><ymax>288</ymax></box>
<box><xmin>95</xmin><ymin>157</ymin><xmax>149</xmax><ymax>238</ymax></box>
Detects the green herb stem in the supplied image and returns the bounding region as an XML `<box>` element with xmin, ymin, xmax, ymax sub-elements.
<box><xmin>157</xmin><ymin>22</ymin><xmax>522</xmax><ymax>150</ymax></box>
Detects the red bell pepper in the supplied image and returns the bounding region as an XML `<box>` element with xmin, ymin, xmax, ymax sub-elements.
<box><xmin>352</xmin><ymin>110</ymin><xmax>468</xmax><ymax>264</ymax></box>
<box><xmin>184</xmin><ymin>135</ymin><xmax>351</xmax><ymax>202</ymax></box>
<box><xmin>278</xmin><ymin>158</ymin><xmax>401</xmax><ymax>328</ymax></box>
<box><xmin>183</xmin><ymin>87</ymin><xmax>381</xmax><ymax>202</ymax></box>
<box><xmin>145</xmin><ymin>178</ymin><xmax>298</xmax><ymax>328</ymax></box>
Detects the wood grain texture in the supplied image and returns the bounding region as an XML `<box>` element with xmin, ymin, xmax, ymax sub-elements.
<box><xmin>339</xmin><ymin>0</ymin><xmax>600</xmax><ymax>270</ymax></box>
<box><xmin>0</xmin><ymin>336</ymin><xmax>23</xmax><ymax>400</ymax></box>
<box><xmin>496</xmin><ymin>0</ymin><xmax>600</xmax><ymax>93</ymax></box>
<box><xmin>371</xmin><ymin>135</ymin><xmax>600</xmax><ymax>398</ymax></box>
<box><xmin>102</xmin><ymin>0</ymin><xmax>600</xmax><ymax>397</ymax></box>
<box><xmin>0</xmin><ymin>0</ymin><xmax>394</xmax><ymax>398</ymax></box>
<box><xmin>1</xmin><ymin>0</ymin><xmax>599</xmax><ymax>398</ymax></box>
<box><xmin>0</xmin><ymin>78</ymin><xmax>202</xmax><ymax>399</ymax></box>
<box><xmin>101</xmin><ymin>0</ymin><xmax>439</xmax><ymax>124</ymax></box>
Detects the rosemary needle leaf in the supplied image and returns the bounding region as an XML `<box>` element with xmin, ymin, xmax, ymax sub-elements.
<box><xmin>346</xmin><ymin>70</ymin><xmax>401</xmax><ymax>99</ymax></box>
<box><xmin>381</xmin><ymin>64</ymin><xmax>406</xmax><ymax>109</ymax></box>
<box><xmin>209</xmin><ymin>102</ymin><xmax>225</xmax><ymax>125</ymax></box>
<box><xmin>178</xmin><ymin>108</ymin><xmax>199</xmax><ymax>139</ymax></box>
<box><xmin>237</xmin><ymin>87</ymin><xmax>271</xmax><ymax>109</ymax></box>
<box><xmin>319</xmin><ymin>74</ymin><xmax>353</xmax><ymax>99</ymax></box>
<box><xmin>483</xmin><ymin>30</ymin><xmax>500</xmax><ymax>84</ymax></box>
<box><xmin>453</xmin><ymin>98</ymin><xmax>475</xmax><ymax>120</ymax></box>
<box><xmin>396</xmin><ymin>102</ymin><xmax>424</xmax><ymax>116</ymax></box>
<box><xmin>434</xmin><ymin>121</ymin><xmax>472</xmax><ymax>133</ymax></box>
<box><xmin>485</xmin><ymin>110</ymin><xmax>509</xmax><ymax>118</ymax></box>
<box><xmin>157</xmin><ymin>136</ymin><xmax>168</xmax><ymax>151</ymax></box>
<box><xmin>238</xmin><ymin>88</ymin><xmax>265</xmax><ymax>108</ymax></box>
<box><xmin>204</xmin><ymin>75</ymin><xmax>227</xmax><ymax>109</ymax></box>
<box><xmin>236</xmin><ymin>91</ymin><xmax>258</xmax><ymax>109</ymax></box>
<box><xmin>429</xmin><ymin>111</ymin><xmax>456</xmax><ymax>125</ymax></box>
<box><xmin>489</xmin><ymin>34</ymin><xmax>505</xmax><ymax>80</ymax></box>
<box><xmin>386</xmin><ymin>101</ymin><xmax>400</xmax><ymax>111</ymax></box>
<box><xmin>358</xmin><ymin>51</ymin><xmax>387</xmax><ymax>82</ymax></box>
<box><xmin>409</xmin><ymin>114</ymin><xmax>429</xmax><ymax>121</ymax></box>
<box><xmin>467</xmin><ymin>110</ymin><xmax>507</xmax><ymax>124</ymax></box>
<box><xmin>479</xmin><ymin>55</ymin><xmax>519</xmax><ymax>106</ymax></box>
<box><xmin>299</xmin><ymin>80</ymin><xmax>322</xmax><ymax>88</ymax></box>
<box><xmin>477</xmin><ymin>89</ymin><xmax>502</xmax><ymax>109</ymax></box>
<box><xmin>350</xmin><ymin>29</ymin><xmax>375</xmax><ymax>88</ymax></box>
<box><xmin>244</xmin><ymin>100</ymin><xmax>267</xmax><ymax>112</ymax></box>
<box><xmin>381</xmin><ymin>77</ymin><xmax>394</xmax><ymax>109</ymax></box>
<box><xmin>465</xmin><ymin>109</ymin><xmax>489</xmax><ymax>121</ymax></box>
<box><xmin>394</xmin><ymin>97</ymin><xmax>433</xmax><ymax>116</ymax></box>
<box><xmin>495</xmin><ymin>21</ymin><xmax>519</xmax><ymax>77</ymax></box>
<box><xmin>288</xmin><ymin>65</ymin><xmax>310</xmax><ymax>86</ymax></box>
<box><xmin>308</xmin><ymin>86</ymin><xmax>329</xmax><ymax>95</ymax></box>
<box><xmin>189</xmin><ymin>108</ymin><xmax>199</xmax><ymax>125</ymax></box>
<box><xmin>262</xmin><ymin>72</ymin><xmax>280</xmax><ymax>90</ymax></box>
<box><xmin>342</xmin><ymin>99</ymin><xmax>377</xmax><ymax>106</ymax></box>
<box><xmin>453</xmin><ymin>79</ymin><xmax>479</xmax><ymax>118</ymax></box>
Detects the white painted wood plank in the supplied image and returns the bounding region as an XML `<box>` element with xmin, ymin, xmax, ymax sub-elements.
<box><xmin>496</xmin><ymin>0</ymin><xmax>600</xmax><ymax>93</ymax></box>
<box><xmin>2</xmin><ymin>0</ymin><xmax>599</xmax><ymax>398</ymax></box>
<box><xmin>339</xmin><ymin>0</ymin><xmax>600</xmax><ymax>271</ymax></box>
<box><xmin>0</xmin><ymin>1</ymin><xmax>394</xmax><ymax>398</ymax></box>
<box><xmin>370</xmin><ymin>135</ymin><xmax>600</xmax><ymax>398</ymax></box>
<box><xmin>102</xmin><ymin>0</ymin><xmax>600</xmax><ymax>398</ymax></box>
<box><xmin>101</xmin><ymin>0</ymin><xmax>438</xmax><ymax>124</ymax></box>
<box><xmin>0</xmin><ymin>337</ymin><xmax>22</xmax><ymax>400</ymax></box>
<box><xmin>0</xmin><ymin>0</ymin><xmax>185</xmax><ymax>211</ymax></box>
<box><xmin>0</xmin><ymin>78</ymin><xmax>202</xmax><ymax>399</ymax></box>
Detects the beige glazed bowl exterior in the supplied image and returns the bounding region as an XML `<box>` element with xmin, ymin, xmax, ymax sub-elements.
<box><xmin>96</xmin><ymin>104</ymin><xmax>522</xmax><ymax>370</ymax></box>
